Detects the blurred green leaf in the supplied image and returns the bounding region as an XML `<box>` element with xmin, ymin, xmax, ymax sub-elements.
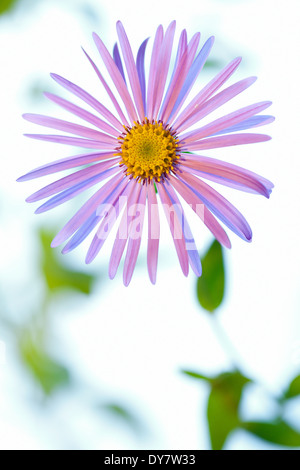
<box><xmin>39</xmin><ymin>229</ymin><xmax>95</xmax><ymax>295</ymax></box>
<box><xmin>196</xmin><ymin>240</ymin><xmax>225</xmax><ymax>313</ymax></box>
<box><xmin>283</xmin><ymin>375</ymin><xmax>300</xmax><ymax>400</ymax></box>
<box><xmin>181</xmin><ymin>369</ymin><xmax>212</xmax><ymax>382</ymax></box>
<box><xmin>243</xmin><ymin>420</ymin><xmax>300</xmax><ymax>447</ymax></box>
<box><xmin>0</xmin><ymin>0</ymin><xmax>19</xmax><ymax>15</ymax></box>
<box><xmin>28</xmin><ymin>79</ymin><xmax>54</xmax><ymax>102</ymax></box>
<box><xmin>203</xmin><ymin>59</ymin><xmax>223</xmax><ymax>70</ymax></box>
<box><xmin>19</xmin><ymin>331</ymin><xmax>70</xmax><ymax>396</ymax></box>
<box><xmin>101</xmin><ymin>403</ymin><xmax>144</xmax><ymax>435</ymax></box>
<box><xmin>43</xmin><ymin>261</ymin><xmax>95</xmax><ymax>294</ymax></box>
<box><xmin>207</xmin><ymin>371</ymin><xmax>250</xmax><ymax>450</ymax></box>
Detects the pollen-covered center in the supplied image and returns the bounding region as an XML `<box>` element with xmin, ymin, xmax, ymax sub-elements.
<box><xmin>118</xmin><ymin>120</ymin><xmax>179</xmax><ymax>182</ymax></box>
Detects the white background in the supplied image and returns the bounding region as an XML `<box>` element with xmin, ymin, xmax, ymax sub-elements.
<box><xmin>0</xmin><ymin>0</ymin><xmax>299</xmax><ymax>450</ymax></box>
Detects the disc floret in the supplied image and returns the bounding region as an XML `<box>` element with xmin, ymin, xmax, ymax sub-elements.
<box><xmin>117</xmin><ymin>119</ymin><xmax>180</xmax><ymax>182</ymax></box>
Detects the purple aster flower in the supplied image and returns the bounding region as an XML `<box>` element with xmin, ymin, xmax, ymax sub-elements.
<box><xmin>18</xmin><ymin>21</ymin><xmax>274</xmax><ymax>286</ymax></box>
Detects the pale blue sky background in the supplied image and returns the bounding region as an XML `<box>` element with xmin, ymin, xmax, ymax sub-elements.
<box><xmin>0</xmin><ymin>0</ymin><xmax>299</xmax><ymax>449</ymax></box>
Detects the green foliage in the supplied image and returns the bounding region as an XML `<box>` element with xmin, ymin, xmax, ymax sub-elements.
<box><xmin>101</xmin><ymin>403</ymin><xmax>144</xmax><ymax>435</ymax></box>
<box><xmin>191</xmin><ymin>237</ymin><xmax>300</xmax><ymax>449</ymax></box>
<box><xmin>19</xmin><ymin>330</ymin><xmax>70</xmax><ymax>396</ymax></box>
<box><xmin>196</xmin><ymin>240</ymin><xmax>225</xmax><ymax>313</ymax></box>
<box><xmin>243</xmin><ymin>420</ymin><xmax>300</xmax><ymax>447</ymax></box>
<box><xmin>0</xmin><ymin>0</ymin><xmax>19</xmax><ymax>15</ymax></box>
<box><xmin>181</xmin><ymin>369</ymin><xmax>212</xmax><ymax>382</ymax></box>
<box><xmin>39</xmin><ymin>229</ymin><xmax>95</xmax><ymax>295</ymax></box>
<box><xmin>207</xmin><ymin>371</ymin><xmax>250</xmax><ymax>450</ymax></box>
<box><xmin>203</xmin><ymin>59</ymin><xmax>223</xmax><ymax>70</ymax></box>
<box><xmin>283</xmin><ymin>375</ymin><xmax>300</xmax><ymax>400</ymax></box>
<box><xmin>183</xmin><ymin>368</ymin><xmax>250</xmax><ymax>449</ymax></box>
<box><xmin>184</xmin><ymin>367</ymin><xmax>300</xmax><ymax>449</ymax></box>
<box><xmin>9</xmin><ymin>228</ymin><xmax>98</xmax><ymax>397</ymax></box>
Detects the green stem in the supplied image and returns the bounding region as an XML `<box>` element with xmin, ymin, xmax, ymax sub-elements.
<box><xmin>211</xmin><ymin>314</ymin><xmax>241</xmax><ymax>371</ymax></box>
<box><xmin>211</xmin><ymin>314</ymin><xmax>282</xmax><ymax>406</ymax></box>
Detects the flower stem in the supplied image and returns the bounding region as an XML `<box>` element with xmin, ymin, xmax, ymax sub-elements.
<box><xmin>211</xmin><ymin>314</ymin><xmax>242</xmax><ymax>371</ymax></box>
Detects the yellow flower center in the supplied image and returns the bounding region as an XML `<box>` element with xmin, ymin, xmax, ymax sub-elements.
<box><xmin>117</xmin><ymin>120</ymin><xmax>180</xmax><ymax>182</ymax></box>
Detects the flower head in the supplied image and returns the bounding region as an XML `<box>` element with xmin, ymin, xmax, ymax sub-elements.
<box><xmin>18</xmin><ymin>21</ymin><xmax>274</xmax><ymax>285</ymax></box>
